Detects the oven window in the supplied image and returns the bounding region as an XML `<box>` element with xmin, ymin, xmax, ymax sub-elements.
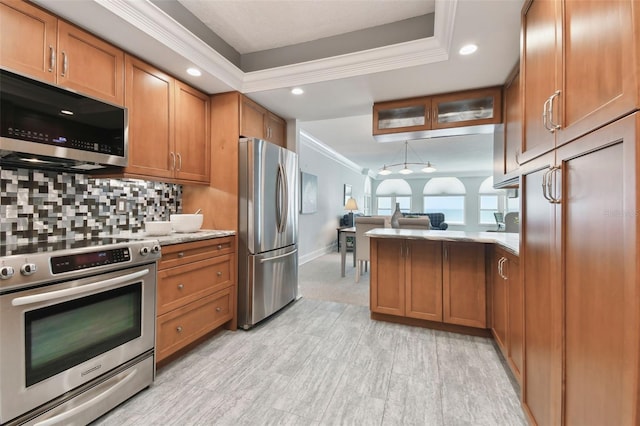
<box><xmin>25</xmin><ymin>283</ymin><xmax>142</xmax><ymax>387</ymax></box>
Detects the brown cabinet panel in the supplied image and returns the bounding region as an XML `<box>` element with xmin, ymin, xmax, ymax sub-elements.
<box><xmin>0</xmin><ymin>0</ymin><xmax>57</xmax><ymax>82</ymax></box>
<box><xmin>124</xmin><ymin>55</ymin><xmax>174</xmax><ymax>180</ymax></box>
<box><xmin>56</xmin><ymin>21</ymin><xmax>124</xmax><ymax>105</ymax></box>
<box><xmin>156</xmin><ymin>286</ymin><xmax>233</xmax><ymax>362</ymax></box>
<box><xmin>442</xmin><ymin>242</ymin><xmax>486</xmax><ymax>328</ymax></box>
<box><xmin>174</xmin><ymin>81</ymin><xmax>210</xmax><ymax>183</ymax></box>
<box><xmin>265</xmin><ymin>112</ymin><xmax>286</xmax><ymax>147</ymax></box>
<box><xmin>431</xmin><ymin>87</ymin><xmax>502</xmax><ymax>130</ymax></box>
<box><xmin>370</xmin><ymin>239</ymin><xmax>405</xmax><ymax>316</ymax></box>
<box><xmin>405</xmin><ymin>240</ymin><xmax>442</xmax><ymax>321</ymax></box>
<box><xmin>157</xmin><ymin>254</ymin><xmax>233</xmax><ymax>316</ymax></box>
<box><xmin>506</xmin><ymin>253</ymin><xmax>522</xmax><ymax>382</ymax></box>
<box><xmin>521</xmin><ymin>155</ymin><xmax>562</xmax><ymax>426</ymax></box>
<box><xmin>558</xmin><ymin>114</ymin><xmax>638</xmax><ymax>426</ymax></box>
<box><xmin>559</xmin><ymin>0</ymin><xmax>638</xmax><ymax>145</ymax></box>
<box><xmin>521</xmin><ymin>0</ymin><xmax>561</xmax><ymax>162</ymax></box>
<box><xmin>490</xmin><ymin>250</ymin><xmax>508</xmax><ymax>351</ymax></box>
<box><xmin>240</xmin><ymin>96</ymin><xmax>266</xmax><ymax>140</ymax></box>
<box><xmin>372</xmin><ymin>96</ymin><xmax>431</xmax><ymax>135</ymax></box>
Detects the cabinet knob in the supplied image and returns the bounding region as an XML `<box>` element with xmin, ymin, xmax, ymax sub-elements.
<box><xmin>176</xmin><ymin>326</ymin><xmax>183</xmax><ymax>333</ymax></box>
<box><xmin>178</xmin><ymin>252</ymin><xmax>184</xmax><ymax>258</ymax></box>
<box><xmin>215</xmin><ymin>307</ymin><xmax>222</xmax><ymax>312</ymax></box>
<box><xmin>216</xmin><ymin>271</ymin><xmax>222</xmax><ymax>277</ymax></box>
<box><xmin>217</xmin><ymin>245</ymin><xmax>223</xmax><ymax>250</ymax></box>
<box><xmin>177</xmin><ymin>284</ymin><xmax>184</xmax><ymax>290</ymax></box>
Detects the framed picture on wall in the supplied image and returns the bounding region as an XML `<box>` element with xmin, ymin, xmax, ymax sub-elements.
<box><xmin>300</xmin><ymin>171</ymin><xmax>318</xmax><ymax>214</ymax></box>
<box><xmin>344</xmin><ymin>184</ymin><xmax>352</xmax><ymax>206</ymax></box>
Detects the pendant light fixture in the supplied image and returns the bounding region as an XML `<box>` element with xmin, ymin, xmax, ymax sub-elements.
<box><xmin>377</xmin><ymin>141</ymin><xmax>436</xmax><ymax>176</ymax></box>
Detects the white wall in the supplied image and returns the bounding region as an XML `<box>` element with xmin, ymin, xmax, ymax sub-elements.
<box><xmin>297</xmin><ymin>132</ymin><xmax>368</xmax><ymax>264</ymax></box>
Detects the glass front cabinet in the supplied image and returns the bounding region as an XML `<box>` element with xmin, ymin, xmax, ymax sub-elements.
<box><xmin>373</xmin><ymin>87</ymin><xmax>502</xmax><ymax>135</ymax></box>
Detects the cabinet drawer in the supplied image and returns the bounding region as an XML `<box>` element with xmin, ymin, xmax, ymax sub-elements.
<box><xmin>157</xmin><ymin>254</ymin><xmax>234</xmax><ymax>315</ymax></box>
<box><xmin>156</xmin><ymin>287</ymin><xmax>233</xmax><ymax>362</ymax></box>
<box><xmin>159</xmin><ymin>237</ymin><xmax>234</xmax><ymax>269</ymax></box>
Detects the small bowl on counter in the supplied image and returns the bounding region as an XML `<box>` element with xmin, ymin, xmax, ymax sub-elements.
<box><xmin>170</xmin><ymin>214</ymin><xmax>203</xmax><ymax>233</ymax></box>
<box><xmin>144</xmin><ymin>221</ymin><xmax>172</xmax><ymax>236</ymax></box>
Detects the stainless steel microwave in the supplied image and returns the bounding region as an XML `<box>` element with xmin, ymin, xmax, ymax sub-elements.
<box><xmin>0</xmin><ymin>69</ymin><xmax>127</xmax><ymax>172</ymax></box>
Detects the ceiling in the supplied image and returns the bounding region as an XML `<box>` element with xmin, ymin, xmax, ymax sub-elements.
<box><xmin>33</xmin><ymin>0</ymin><xmax>524</xmax><ymax>178</ymax></box>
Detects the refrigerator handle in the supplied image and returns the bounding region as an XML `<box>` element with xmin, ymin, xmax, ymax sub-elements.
<box><xmin>276</xmin><ymin>163</ymin><xmax>286</xmax><ymax>233</ymax></box>
<box><xmin>281</xmin><ymin>163</ymin><xmax>289</xmax><ymax>233</ymax></box>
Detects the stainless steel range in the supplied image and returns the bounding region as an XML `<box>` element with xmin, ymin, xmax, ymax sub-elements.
<box><xmin>0</xmin><ymin>238</ymin><xmax>161</xmax><ymax>425</ymax></box>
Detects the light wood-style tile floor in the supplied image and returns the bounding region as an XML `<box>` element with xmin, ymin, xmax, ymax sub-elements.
<box><xmin>94</xmin><ymin>252</ymin><xmax>526</xmax><ymax>425</ymax></box>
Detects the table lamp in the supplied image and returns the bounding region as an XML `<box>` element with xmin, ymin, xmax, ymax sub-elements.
<box><xmin>345</xmin><ymin>197</ymin><xmax>358</xmax><ymax>226</ymax></box>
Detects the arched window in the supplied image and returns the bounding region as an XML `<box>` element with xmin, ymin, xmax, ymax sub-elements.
<box><xmin>478</xmin><ymin>177</ymin><xmax>520</xmax><ymax>225</ymax></box>
<box><xmin>423</xmin><ymin>177</ymin><xmax>466</xmax><ymax>224</ymax></box>
<box><xmin>375</xmin><ymin>179</ymin><xmax>412</xmax><ymax>215</ymax></box>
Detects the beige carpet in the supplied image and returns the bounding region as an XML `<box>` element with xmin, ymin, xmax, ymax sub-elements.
<box><xmin>298</xmin><ymin>251</ymin><xmax>369</xmax><ymax>306</ymax></box>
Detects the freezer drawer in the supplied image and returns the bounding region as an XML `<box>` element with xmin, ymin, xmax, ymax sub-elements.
<box><xmin>239</xmin><ymin>245</ymin><xmax>298</xmax><ymax>329</ymax></box>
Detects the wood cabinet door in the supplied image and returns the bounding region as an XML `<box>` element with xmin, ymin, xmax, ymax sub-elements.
<box><xmin>558</xmin><ymin>113</ymin><xmax>638</xmax><ymax>426</ymax></box>
<box><xmin>490</xmin><ymin>249</ymin><xmax>508</xmax><ymax>352</ymax></box>
<box><xmin>521</xmin><ymin>155</ymin><xmax>562</xmax><ymax>426</ymax></box>
<box><xmin>0</xmin><ymin>0</ymin><xmax>57</xmax><ymax>82</ymax></box>
<box><xmin>174</xmin><ymin>81</ymin><xmax>210</xmax><ymax>183</ymax></box>
<box><xmin>370</xmin><ymin>239</ymin><xmax>405</xmax><ymax>316</ymax></box>
<box><xmin>56</xmin><ymin>21</ymin><xmax>124</xmax><ymax>105</ymax></box>
<box><xmin>505</xmin><ymin>253</ymin><xmax>523</xmax><ymax>383</ymax></box>
<box><xmin>521</xmin><ymin>0</ymin><xmax>561</xmax><ymax>163</ymax></box>
<box><xmin>265</xmin><ymin>112</ymin><xmax>286</xmax><ymax>147</ymax></box>
<box><xmin>240</xmin><ymin>96</ymin><xmax>266</xmax><ymax>140</ymax></box>
<box><xmin>124</xmin><ymin>55</ymin><xmax>174</xmax><ymax>180</ymax></box>
<box><xmin>558</xmin><ymin>0</ymin><xmax>638</xmax><ymax>146</ymax></box>
<box><xmin>442</xmin><ymin>242</ymin><xmax>486</xmax><ymax>328</ymax></box>
<box><xmin>405</xmin><ymin>240</ymin><xmax>442</xmax><ymax>321</ymax></box>
<box><xmin>372</xmin><ymin>96</ymin><xmax>431</xmax><ymax>135</ymax></box>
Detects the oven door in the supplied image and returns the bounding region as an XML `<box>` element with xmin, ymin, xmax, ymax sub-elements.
<box><xmin>0</xmin><ymin>263</ymin><xmax>156</xmax><ymax>424</ymax></box>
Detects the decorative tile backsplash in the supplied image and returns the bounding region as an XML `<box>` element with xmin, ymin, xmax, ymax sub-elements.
<box><xmin>0</xmin><ymin>167</ymin><xmax>181</xmax><ymax>245</ymax></box>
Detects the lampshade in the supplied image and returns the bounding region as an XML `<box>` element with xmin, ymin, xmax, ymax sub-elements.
<box><xmin>344</xmin><ymin>197</ymin><xmax>358</xmax><ymax>211</ymax></box>
<box><xmin>377</xmin><ymin>141</ymin><xmax>436</xmax><ymax>175</ymax></box>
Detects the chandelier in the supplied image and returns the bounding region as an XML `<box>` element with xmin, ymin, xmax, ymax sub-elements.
<box><xmin>378</xmin><ymin>141</ymin><xmax>436</xmax><ymax>176</ymax></box>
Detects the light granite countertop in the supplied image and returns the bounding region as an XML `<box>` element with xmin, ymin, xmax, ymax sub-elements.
<box><xmin>118</xmin><ymin>229</ymin><xmax>235</xmax><ymax>246</ymax></box>
<box><xmin>365</xmin><ymin>228</ymin><xmax>520</xmax><ymax>256</ymax></box>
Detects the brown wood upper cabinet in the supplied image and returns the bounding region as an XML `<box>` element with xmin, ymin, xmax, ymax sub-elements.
<box><xmin>520</xmin><ymin>0</ymin><xmax>639</xmax><ymax>164</ymax></box>
<box><xmin>0</xmin><ymin>0</ymin><xmax>124</xmax><ymax>105</ymax></box>
<box><xmin>373</xmin><ymin>87</ymin><xmax>502</xmax><ymax>137</ymax></box>
<box><xmin>240</xmin><ymin>95</ymin><xmax>286</xmax><ymax>147</ymax></box>
<box><xmin>124</xmin><ymin>55</ymin><xmax>209</xmax><ymax>184</ymax></box>
<box><xmin>370</xmin><ymin>238</ymin><xmax>485</xmax><ymax>328</ymax></box>
<box><xmin>493</xmin><ymin>65</ymin><xmax>521</xmax><ymax>188</ymax></box>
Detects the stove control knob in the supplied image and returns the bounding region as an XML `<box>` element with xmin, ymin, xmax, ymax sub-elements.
<box><xmin>152</xmin><ymin>245</ymin><xmax>161</xmax><ymax>254</ymax></box>
<box><xmin>0</xmin><ymin>266</ymin><xmax>15</xmax><ymax>280</ymax></box>
<box><xmin>139</xmin><ymin>247</ymin><xmax>150</xmax><ymax>256</ymax></box>
<box><xmin>21</xmin><ymin>263</ymin><xmax>37</xmax><ymax>276</ymax></box>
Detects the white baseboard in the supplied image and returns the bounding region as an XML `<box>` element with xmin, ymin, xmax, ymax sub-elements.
<box><xmin>299</xmin><ymin>244</ymin><xmax>336</xmax><ymax>265</ymax></box>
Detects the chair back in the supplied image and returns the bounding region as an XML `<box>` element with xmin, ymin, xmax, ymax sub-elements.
<box><xmin>355</xmin><ymin>217</ymin><xmax>386</xmax><ymax>262</ymax></box>
<box><xmin>397</xmin><ymin>217</ymin><xmax>431</xmax><ymax>230</ymax></box>
<box><xmin>504</xmin><ymin>212</ymin><xmax>519</xmax><ymax>233</ymax></box>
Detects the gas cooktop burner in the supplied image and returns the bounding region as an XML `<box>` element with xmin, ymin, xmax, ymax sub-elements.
<box><xmin>0</xmin><ymin>237</ymin><xmax>136</xmax><ymax>257</ymax></box>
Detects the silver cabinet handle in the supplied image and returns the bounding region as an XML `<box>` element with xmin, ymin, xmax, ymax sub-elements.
<box><xmin>176</xmin><ymin>153</ymin><xmax>182</xmax><ymax>171</ymax></box>
<box><xmin>216</xmin><ymin>271</ymin><xmax>222</xmax><ymax>277</ymax></box>
<box><xmin>49</xmin><ymin>45</ymin><xmax>55</xmax><ymax>72</ymax></box>
<box><xmin>177</xmin><ymin>284</ymin><xmax>184</xmax><ymax>290</ymax></box>
<box><xmin>542</xmin><ymin>97</ymin><xmax>552</xmax><ymax>132</ymax></box>
<box><xmin>497</xmin><ymin>257</ymin><xmax>503</xmax><ymax>278</ymax></box>
<box><xmin>515</xmin><ymin>149</ymin><xmax>521</xmax><ymax>166</ymax></box>
<box><xmin>61</xmin><ymin>51</ymin><xmax>68</xmax><ymax>77</ymax></box>
<box><xmin>217</xmin><ymin>244</ymin><xmax>223</xmax><ymax>250</ymax></box>
<box><xmin>170</xmin><ymin>152</ymin><xmax>176</xmax><ymax>170</ymax></box>
<box><xmin>176</xmin><ymin>326</ymin><xmax>183</xmax><ymax>333</ymax></box>
<box><xmin>542</xmin><ymin>168</ymin><xmax>553</xmax><ymax>202</ymax></box>
<box><xmin>548</xmin><ymin>90</ymin><xmax>561</xmax><ymax>132</ymax></box>
<box><xmin>177</xmin><ymin>252</ymin><xmax>184</xmax><ymax>258</ymax></box>
<box><xmin>550</xmin><ymin>166</ymin><xmax>562</xmax><ymax>204</ymax></box>
<box><xmin>215</xmin><ymin>307</ymin><xmax>222</xmax><ymax>312</ymax></box>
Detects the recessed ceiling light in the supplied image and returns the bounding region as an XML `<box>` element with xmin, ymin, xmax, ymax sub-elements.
<box><xmin>60</xmin><ymin>110</ymin><xmax>74</xmax><ymax>115</ymax></box>
<box><xmin>291</xmin><ymin>87</ymin><xmax>304</xmax><ymax>95</ymax></box>
<box><xmin>459</xmin><ymin>44</ymin><xmax>478</xmax><ymax>55</ymax></box>
<box><xmin>187</xmin><ymin>67</ymin><xmax>202</xmax><ymax>77</ymax></box>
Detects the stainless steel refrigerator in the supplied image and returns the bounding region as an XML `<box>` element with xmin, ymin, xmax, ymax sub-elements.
<box><xmin>238</xmin><ymin>138</ymin><xmax>298</xmax><ymax>329</ymax></box>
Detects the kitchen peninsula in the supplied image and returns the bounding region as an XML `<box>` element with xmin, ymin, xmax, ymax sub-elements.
<box><xmin>366</xmin><ymin>228</ymin><xmax>519</xmax><ymax>347</ymax></box>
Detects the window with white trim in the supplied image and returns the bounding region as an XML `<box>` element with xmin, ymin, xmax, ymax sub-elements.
<box><xmin>423</xmin><ymin>177</ymin><xmax>466</xmax><ymax>224</ymax></box>
<box><xmin>375</xmin><ymin>179</ymin><xmax>412</xmax><ymax>215</ymax></box>
<box><xmin>478</xmin><ymin>177</ymin><xmax>520</xmax><ymax>225</ymax></box>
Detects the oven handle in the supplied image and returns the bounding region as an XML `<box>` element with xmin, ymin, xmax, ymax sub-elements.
<box><xmin>11</xmin><ymin>269</ymin><xmax>150</xmax><ymax>307</ymax></box>
<box><xmin>33</xmin><ymin>368</ymin><xmax>138</xmax><ymax>426</ymax></box>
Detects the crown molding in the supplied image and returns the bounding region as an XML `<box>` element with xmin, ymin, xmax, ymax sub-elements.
<box><xmin>299</xmin><ymin>131</ymin><xmax>364</xmax><ymax>175</ymax></box>
<box><xmin>93</xmin><ymin>0</ymin><xmax>244</xmax><ymax>89</ymax></box>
